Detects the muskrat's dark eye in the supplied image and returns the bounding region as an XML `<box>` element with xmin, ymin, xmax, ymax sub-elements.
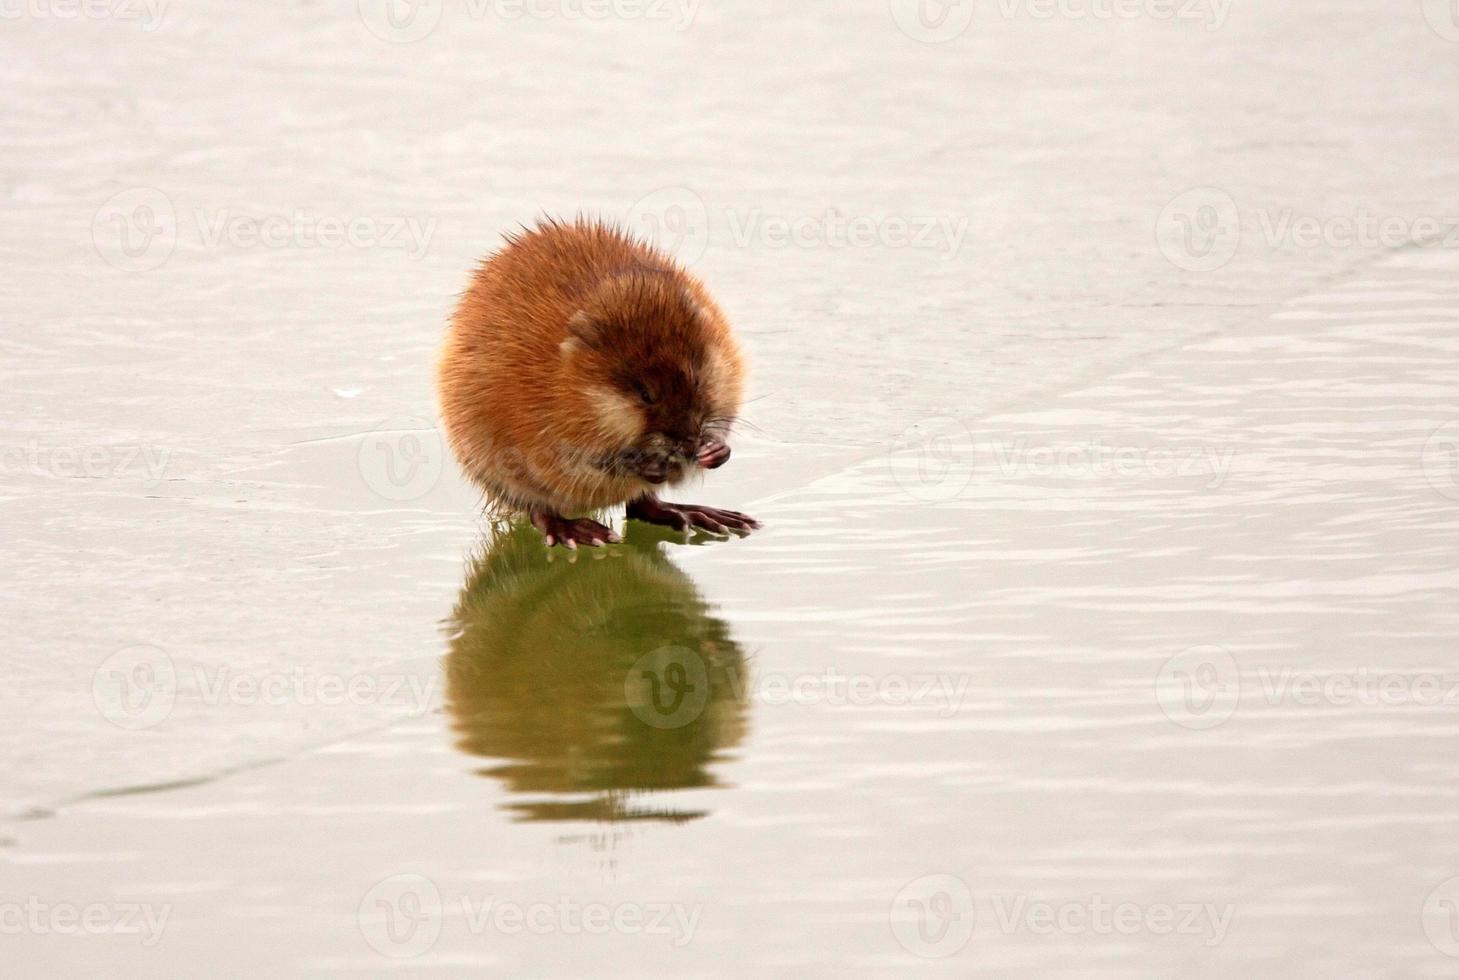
<box><xmin>633</xmin><ymin>382</ymin><xmax>656</xmax><ymax>406</ymax></box>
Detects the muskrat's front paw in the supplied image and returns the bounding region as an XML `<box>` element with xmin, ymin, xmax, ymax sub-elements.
<box><xmin>627</xmin><ymin>496</ymin><xmax>761</xmax><ymax>536</ymax></box>
<box><xmin>530</xmin><ymin>511</ymin><xmax>620</xmax><ymax>550</ymax></box>
<box><xmin>682</xmin><ymin>505</ymin><xmax>759</xmax><ymax>535</ymax></box>
<box><xmin>696</xmin><ymin>440</ymin><xmax>731</xmax><ymax>470</ymax></box>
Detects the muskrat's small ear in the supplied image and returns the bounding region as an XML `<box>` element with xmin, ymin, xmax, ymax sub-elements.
<box><xmin>681</xmin><ymin>290</ymin><xmax>712</xmax><ymax>325</ymax></box>
<box><xmin>566</xmin><ymin>310</ymin><xmax>603</xmax><ymax>351</ymax></box>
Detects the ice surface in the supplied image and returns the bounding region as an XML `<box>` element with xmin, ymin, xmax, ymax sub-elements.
<box><xmin>2</xmin><ymin>1</ymin><xmax>1459</xmax><ymax>976</ymax></box>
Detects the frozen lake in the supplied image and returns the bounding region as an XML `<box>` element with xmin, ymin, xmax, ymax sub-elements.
<box><xmin>3</xmin><ymin>1</ymin><xmax>1459</xmax><ymax>975</ymax></box>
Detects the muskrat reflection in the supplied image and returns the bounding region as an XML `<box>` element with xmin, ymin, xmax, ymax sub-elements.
<box><xmin>446</xmin><ymin>522</ymin><xmax>748</xmax><ymax>824</ymax></box>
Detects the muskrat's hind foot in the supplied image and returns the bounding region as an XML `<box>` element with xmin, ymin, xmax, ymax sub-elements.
<box><xmin>530</xmin><ymin>510</ymin><xmax>620</xmax><ymax>549</ymax></box>
<box><xmin>626</xmin><ymin>494</ymin><xmax>761</xmax><ymax>536</ymax></box>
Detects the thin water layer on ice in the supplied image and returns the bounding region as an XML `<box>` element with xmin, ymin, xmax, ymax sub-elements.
<box><xmin>3</xmin><ymin>2</ymin><xmax>1459</xmax><ymax>976</ymax></box>
<box><xmin>4</xmin><ymin>252</ymin><xmax>1459</xmax><ymax>976</ymax></box>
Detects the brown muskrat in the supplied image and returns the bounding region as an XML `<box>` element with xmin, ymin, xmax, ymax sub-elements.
<box><xmin>438</xmin><ymin>217</ymin><xmax>759</xmax><ymax>548</ymax></box>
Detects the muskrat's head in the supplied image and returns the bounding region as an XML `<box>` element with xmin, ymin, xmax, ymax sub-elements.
<box><xmin>560</xmin><ymin>272</ymin><xmax>744</xmax><ymax>486</ymax></box>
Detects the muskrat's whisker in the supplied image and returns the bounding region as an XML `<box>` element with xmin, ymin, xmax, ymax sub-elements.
<box><xmin>705</xmin><ymin>416</ymin><xmax>765</xmax><ymax>437</ymax></box>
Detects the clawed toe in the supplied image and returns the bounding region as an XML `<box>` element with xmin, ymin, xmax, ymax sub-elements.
<box><xmin>530</xmin><ymin>511</ymin><xmax>620</xmax><ymax>549</ymax></box>
<box><xmin>704</xmin><ymin>507</ymin><xmax>759</xmax><ymax>532</ymax></box>
<box><xmin>678</xmin><ymin>505</ymin><xmax>756</xmax><ymax>533</ymax></box>
<box><xmin>626</xmin><ymin>496</ymin><xmax>761</xmax><ymax>539</ymax></box>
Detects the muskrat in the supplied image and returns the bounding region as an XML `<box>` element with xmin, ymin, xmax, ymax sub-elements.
<box><xmin>438</xmin><ymin>217</ymin><xmax>760</xmax><ymax>548</ymax></box>
<box><xmin>445</xmin><ymin>520</ymin><xmax>748</xmax><ymax>823</ymax></box>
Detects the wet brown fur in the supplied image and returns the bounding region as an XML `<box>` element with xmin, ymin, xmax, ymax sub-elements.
<box><xmin>437</xmin><ymin>218</ymin><xmax>745</xmax><ymax>516</ymax></box>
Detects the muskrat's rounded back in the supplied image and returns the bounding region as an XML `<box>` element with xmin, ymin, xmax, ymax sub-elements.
<box><xmin>438</xmin><ymin>218</ymin><xmax>744</xmax><ymax>517</ymax></box>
